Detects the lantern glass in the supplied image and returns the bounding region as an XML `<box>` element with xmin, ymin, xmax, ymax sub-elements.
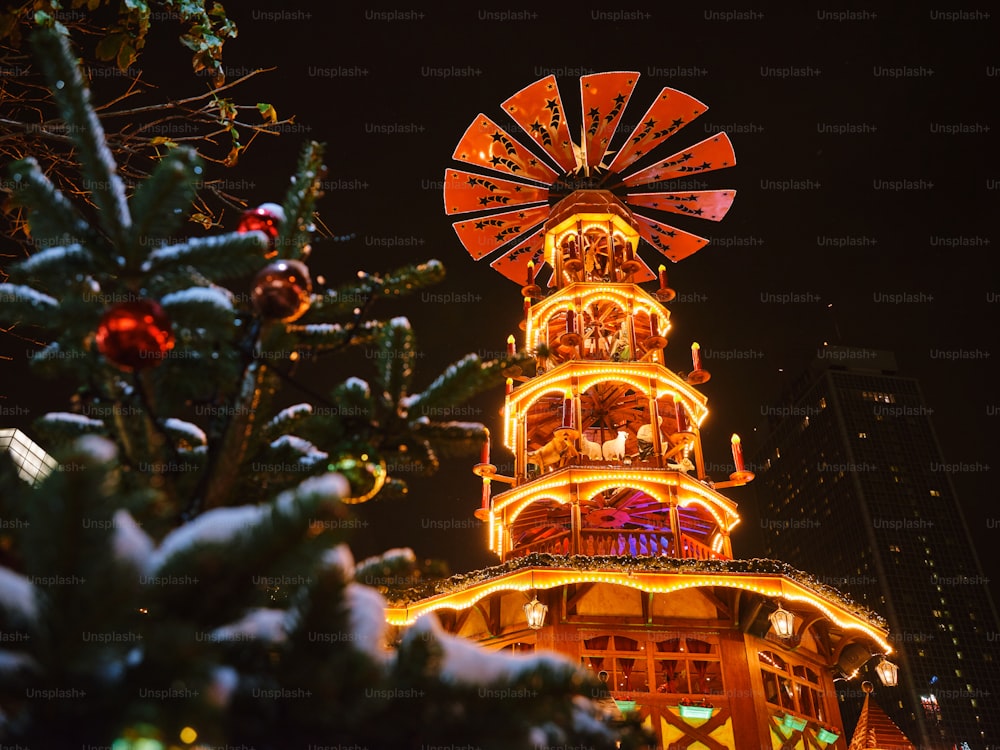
<box><xmin>769</xmin><ymin>604</ymin><xmax>796</xmax><ymax>639</ymax></box>
<box><xmin>875</xmin><ymin>658</ymin><xmax>898</xmax><ymax>687</ymax></box>
<box><xmin>524</xmin><ymin>596</ymin><xmax>548</xmax><ymax>630</ymax></box>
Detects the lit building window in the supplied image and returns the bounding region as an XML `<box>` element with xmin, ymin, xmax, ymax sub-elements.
<box><xmin>580</xmin><ymin>633</ymin><xmax>723</xmax><ymax>696</ymax></box>
<box><xmin>758</xmin><ymin>650</ymin><xmax>827</xmax><ymax>722</ymax></box>
<box><xmin>0</xmin><ymin>427</ymin><xmax>57</xmax><ymax>485</ymax></box>
<box><xmin>929</xmin><ymin>490</ymin><xmax>941</xmax><ymax>497</ymax></box>
<box><xmin>921</xmin><ymin>693</ymin><xmax>942</xmax><ymax>723</ymax></box>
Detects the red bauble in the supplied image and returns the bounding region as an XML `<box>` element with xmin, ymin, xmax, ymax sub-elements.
<box><xmin>251</xmin><ymin>259</ymin><xmax>312</xmax><ymax>321</ymax></box>
<box><xmin>237</xmin><ymin>202</ymin><xmax>285</xmax><ymax>256</ymax></box>
<box><xmin>95</xmin><ymin>299</ymin><xmax>175</xmax><ymax>371</ymax></box>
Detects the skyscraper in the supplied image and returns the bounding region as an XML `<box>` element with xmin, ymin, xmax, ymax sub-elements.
<box><xmin>751</xmin><ymin>345</ymin><xmax>1000</xmax><ymax>750</ymax></box>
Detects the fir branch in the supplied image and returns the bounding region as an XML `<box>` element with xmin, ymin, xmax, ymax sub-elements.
<box><xmin>7</xmin><ymin>244</ymin><xmax>97</xmax><ymax>293</ymax></box>
<box><xmin>127</xmin><ymin>146</ymin><xmax>203</xmax><ymax>260</ymax></box>
<box><xmin>6</xmin><ymin>157</ymin><xmax>95</xmax><ymax>248</ymax></box>
<box><xmin>148</xmin><ymin>474</ymin><xmax>349</xmax><ymax>621</ymax></box>
<box><xmin>160</xmin><ymin>286</ymin><xmax>235</xmax><ymax>333</ymax></box>
<box><xmin>260</xmin><ymin>403</ymin><xmax>313</xmax><ymax>442</ymax></box>
<box><xmin>380</xmin><ymin>259</ymin><xmax>446</xmax><ymax>293</ymax></box>
<box><xmin>0</xmin><ymin>284</ymin><xmax>61</xmax><ymax>328</ymax></box>
<box><xmin>142</xmin><ymin>232</ymin><xmax>269</xmax><ymax>280</ymax></box>
<box><xmin>405</xmin><ymin>353</ymin><xmax>529</xmax><ymax>418</ymax></box>
<box><xmin>277</xmin><ymin>140</ymin><xmax>326</xmax><ymax>260</ymax></box>
<box><xmin>30</xmin><ymin>28</ymin><xmax>132</xmax><ymax>246</ymax></box>
<box><xmin>409</xmin><ymin>419</ymin><xmax>488</xmax><ymax>459</ymax></box>
<box><xmin>301</xmin><ymin>260</ymin><xmax>446</xmax><ymax>321</ymax></box>
<box><xmin>376</xmin><ymin>317</ymin><xmax>416</xmax><ymax>411</ymax></box>
<box><xmin>287</xmin><ymin>319</ymin><xmax>383</xmax><ymax>352</ymax></box>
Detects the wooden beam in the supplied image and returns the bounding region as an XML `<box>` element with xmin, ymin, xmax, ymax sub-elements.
<box><xmin>565</xmin><ymin>582</ymin><xmax>595</xmax><ymax>614</ymax></box>
<box><xmin>473</xmin><ymin>601</ymin><xmax>495</xmax><ymax>637</ymax></box>
<box><xmin>695</xmin><ymin>586</ymin><xmax>732</xmax><ymax>620</ymax></box>
<box><xmin>739</xmin><ymin>595</ymin><xmax>765</xmax><ymax>633</ymax></box>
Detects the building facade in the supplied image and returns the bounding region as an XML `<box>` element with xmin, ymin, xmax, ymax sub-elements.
<box><xmin>751</xmin><ymin>347</ymin><xmax>1000</xmax><ymax>749</ymax></box>
<box><xmin>384</xmin><ymin>72</ymin><xmax>914</xmax><ymax>749</ymax></box>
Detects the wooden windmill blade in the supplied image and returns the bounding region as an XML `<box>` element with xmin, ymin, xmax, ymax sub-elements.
<box><xmin>444</xmin><ymin>72</ymin><xmax>738</xmax><ymax>279</ymax></box>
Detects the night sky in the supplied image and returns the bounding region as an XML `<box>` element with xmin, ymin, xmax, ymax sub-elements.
<box><xmin>3</xmin><ymin>5</ymin><xmax>998</xmax><ymax>606</ymax></box>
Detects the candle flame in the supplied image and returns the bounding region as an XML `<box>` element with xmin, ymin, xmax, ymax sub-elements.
<box><xmin>658</xmin><ymin>264</ymin><xmax>666</xmax><ymax>272</ymax></box>
<box><xmin>507</xmin><ymin>334</ymin><xmax>515</xmax><ymax>344</ymax></box>
<box><xmin>731</xmin><ymin>433</ymin><xmax>741</xmax><ymax>444</ymax></box>
<box><xmin>692</xmin><ymin>342</ymin><xmax>701</xmax><ymax>350</ymax></box>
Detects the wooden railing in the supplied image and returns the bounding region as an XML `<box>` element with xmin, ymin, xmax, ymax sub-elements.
<box><xmin>511</xmin><ymin>529</ymin><xmax>728</xmax><ymax>560</ymax></box>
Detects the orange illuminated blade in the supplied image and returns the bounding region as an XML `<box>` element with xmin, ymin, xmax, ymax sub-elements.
<box><xmin>489</xmin><ymin>228</ymin><xmax>545</xmax><ymax>284</ymax></box>
<box><xmin>453</xmin><ymin>114</ymin><xmax>559</xmax><ymax>184</ymax></box>
<box><xmin>452</xmin><ymin>205</ymin><xmax>550</xmax><ymax>260</ymax></box>
<box><xmin>626</xmin><ymin>189</ymin><xmax>736</xmax><ymax>222</ymax></box>
<box><xmin>501</xmin><ymin>75</ymin><xmax>578</xmax><ymax>174</ymax></box>
<box><xmin>580</xmin><ymin>71</ymin><xmax>639</xmax><ymax>169</ymax></box>
<box><xmin>443</xmin><ymin>169</ymin><xmax>548</xmax><ymax>215</ymax></box>
<box><xmin>622</xmin><ymin>133</ymin><xmax>736</xmax><ymax>187</ymax></box>
<box><xmin>607</xmin><ymin>88</ymin><xmax>708</xmax><ymax>174</ymax></box>
<box><xmin>633</xmin><ymin>213</ymin><xmax>710</xmax><ymax>262</ymax></box>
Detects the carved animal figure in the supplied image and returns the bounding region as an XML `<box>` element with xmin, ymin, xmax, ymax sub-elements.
<box><xmin>528</xmin><ymin>432</ymin><xmax>578</xmax><ymax>472</ymax></box>
<box><xmin>667</xmin><ymin>456</ymin><xmax>695</xmax><ymax>473</ymax></box>
<box><xmin>601</xmin><ymin>430</ymin><xmax>628</xmax><ymax>461</ymax></box>
<box><xmin>579</xmin><ymin>432</ymin><xmax>604</xmax><ymax>461</ymax></box>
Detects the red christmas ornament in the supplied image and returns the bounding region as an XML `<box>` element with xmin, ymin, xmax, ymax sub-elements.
<box><xmin>251</xmin><ymin>259</ymin><xmax>312</xmax><ymax>321</ymax></box>
<box><xmin>237</xmin><ymin>202</ymin><xmax>285</xmax><ymax>256</ymax></box>
<box><xmin>95</xmin><ymin>299</ymin><xmax>175</xmax><ymax>371</ymax></box>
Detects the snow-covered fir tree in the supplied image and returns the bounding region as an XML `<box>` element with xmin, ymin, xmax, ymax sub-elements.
<box><xmin>0</xmin><ymin>25</ymin><xmax>650</xmax><ymax>750</ymax></box>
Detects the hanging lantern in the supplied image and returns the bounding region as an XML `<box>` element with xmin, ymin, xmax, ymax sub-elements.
<box><xmin>524</xmin><ymin>595</ymin><xmax>548</xmax><ymax>629</ymax></box>
<box><xmin>769</xmin><ymin>603</ymin><xmax>796</xmax><ymax>639</ymax></box>
<box><xmin>875</xmin><ymin>657</ymin><xmax>898</xmax><ymax>687</ymax></box>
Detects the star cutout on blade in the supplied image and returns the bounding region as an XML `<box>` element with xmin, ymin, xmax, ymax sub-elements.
<box><xmin>530</xmin><ymin>119</ymin><xmax>544</xmax><ymax>133</ymax></box>
<box><xmin>489</xmin><ymin>155</ymin><xmax>503</xmax><ymax>166</ymax></box>
<box><xmin>613</xmin><ymin>94</ymin><xmax>626</xmax><ymax>105</ymax></box>
<box><xmin>545</xmin><ymin>98</ymin><xmax>558</xmax><ymax>111</ymax></box>
<box><xmin>644</xmin><ymin>118</ymin><xmax>657</xmax><ymax>129</ymax></box>
<box><xmin>672</xmin><ymin>118</ymin><xmax>684</xmax><ymax>128</ymax></box>
<box><xmin>589</xmin><ymin>107</ymin><xmax>600</xmax><ymax>118</ymax></box>
<box><xmin>490</xmin><ymin>131</ymin><xmax>505</xmax><ymax>143</ymax></box>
